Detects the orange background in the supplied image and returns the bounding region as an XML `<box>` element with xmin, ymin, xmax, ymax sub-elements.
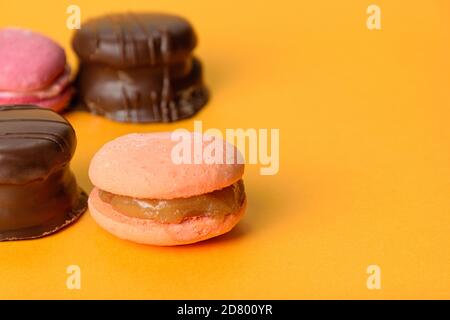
<box><xmin>1</xmin><ymin>0</ymin><xmax>450</xmax><ymax>299</ymax></box>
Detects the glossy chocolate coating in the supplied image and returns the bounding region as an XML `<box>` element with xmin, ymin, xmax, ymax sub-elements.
<box><xmin>0</xmin><ymin>105</ymin><xmax>87</xmax><ymax>241</ymax></box>
<box><xmin>72</xmin><ymin>13</ymin><xmax>197</xmax><ymax>68</ymax></box>
<box><xmin>76</xmin><ymin>57</ymin><xmax>208</xmax><ymax>122</ymax></box>
<box><xmin>72</xmin><ymin>13</ymin><xmax>209</xmax><ymax>123</ymax></box>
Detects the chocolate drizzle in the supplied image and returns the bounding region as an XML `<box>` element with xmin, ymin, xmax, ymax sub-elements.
<box><xmin>0</xmin><ymin>105</ymin><xmax>87</xmax><ymax>241</ymax></box>
<box><xmin>73</xmin><ymin>13</ymin><xmax>208</xmax><ymax>123</ymax></box>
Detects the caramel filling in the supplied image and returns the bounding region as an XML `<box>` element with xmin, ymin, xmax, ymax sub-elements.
<box><xmin>98</xmin><ymin>180</ymin><xmax>245</xmax><ymax>224</ymax></box>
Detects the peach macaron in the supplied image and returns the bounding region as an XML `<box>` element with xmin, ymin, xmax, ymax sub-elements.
<box><xmin>88</xmin><ymin>132</ymin><xmax>246</xmax><ymax>246</ymax></box>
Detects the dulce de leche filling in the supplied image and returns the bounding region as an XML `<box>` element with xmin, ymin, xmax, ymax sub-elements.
<box><xmin>98</xmin><ymin>180</ymin><xmax>245</xmax><ymax>224</ymax></box>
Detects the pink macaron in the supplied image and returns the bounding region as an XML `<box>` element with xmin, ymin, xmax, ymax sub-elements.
<box><xmin>0</xmin><ymin>28</ymin><xmax>74</xmax><ymax>112</ymax></box>
<box><xmin>88</xmin><ymin>132</ymin><xmax>247</xmax><ymax>246</ymax></box>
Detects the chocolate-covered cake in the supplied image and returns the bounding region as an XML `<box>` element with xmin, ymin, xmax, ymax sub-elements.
<box><xmin>72</xmin><ymin>13</ymin><xmax>209</xmax><ymax>123</ymax></box>
<box><xmin>0</xmin><ymin>105</ymin><xmax>87</xmax><ymax>240</ymax></box>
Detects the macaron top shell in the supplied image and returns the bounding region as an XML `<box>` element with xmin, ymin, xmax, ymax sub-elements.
<box><xmin>89</xmin><ymin>133</ymin><xmax>244</xmax><ymax>199</ymax></box>
<box><xmin>0</xmin><ymin>28</ymin><xmax>66</xmax><ymax>91</ymax></box>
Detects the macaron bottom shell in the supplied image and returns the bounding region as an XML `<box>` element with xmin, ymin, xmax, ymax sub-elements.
<box><xmin>88</xmin><ymin>187</ymin><xmax>246</xmax><ymax>246</ymax></box>
<box><xmin>0</xmin><ymin>86</ymin><xmax>74</xmax><ymax>113</ymax></box>
<box><xmin>32</xmin><ymin>86</ymin><xmax>74</xmax><ymax>113</ymax></box>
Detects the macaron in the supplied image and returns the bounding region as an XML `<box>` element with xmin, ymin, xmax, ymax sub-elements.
<box><xmin>88</xmin><ymin>132</ymin><xmax>246</xmax><ymax>246</ymax></box>
<box><xmin>0</xmin><ymin>28</ymin><xmax>74</xmax><ymax>112</ymax></box>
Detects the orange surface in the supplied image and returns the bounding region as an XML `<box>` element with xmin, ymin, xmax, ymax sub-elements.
<box><xmin>1</xmin><ymin>0</ymin><xmax>450</xmax><ymax>299</ymax></box>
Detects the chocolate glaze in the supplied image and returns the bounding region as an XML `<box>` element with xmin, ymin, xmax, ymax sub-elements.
<box><xmin>0</xmin><ymin>105</ymin><xmax>87</xmax><ymax>241</ymax></box>
<box><xmin>77</xmin><ymin>57</ymin><xmax>208</xmax><ymax>123</ymax></box>
<box><xmin>72</xmin><ymin>13</ymin><xmax>197</xmax><ymax>68</ymax></box>
<box><xmin>72</xmin><ymin>13</ymin><xmax>209</xmax><ymax>123</ymax></box>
